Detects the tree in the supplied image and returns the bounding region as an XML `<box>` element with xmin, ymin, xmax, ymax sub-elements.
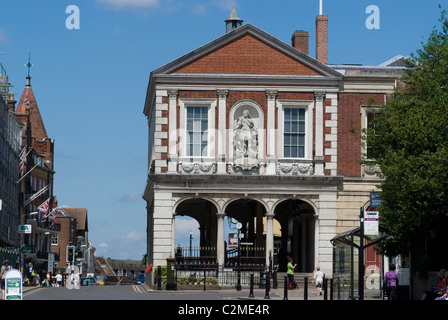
<box><xmin>367</xmin><ymin>8</ymin><xmax>448</xmax><ymax>263</ymax></box>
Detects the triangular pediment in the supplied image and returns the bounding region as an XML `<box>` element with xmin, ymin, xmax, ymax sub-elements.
<box><xmin>152</xmin><ymin>24</ymin><xmax>341</xmax><ymax>78</ymax></box>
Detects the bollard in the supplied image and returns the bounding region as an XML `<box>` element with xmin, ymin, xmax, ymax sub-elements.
<box><xmin>273</xmin><ymin>269</ymin><xmax>278</xmax><ymax>289</ymax></box>
<box><xmin>323</xmin><ymin>278</ymin><xmax>328</xmax><ymax>300</ymax></box>
<box><xmin>157</xmin><ymin>267</ymin><xmax>162</xmax><ymax>291</ymax></box>
<box><xmin>304</xmin><ymin>276</ymin><xmax>308</xmax><ymax>300</ymax></box>
<box><xmin>249</xmin><ymin>274</ymin><xmax>254</xmax><ymax>298</ymax></box>
<box><xmin>283</xmin><ymin>276</ymin><xmax>288</xmax><ymax>300</ymax></box>
<box><xmin>264</xmin><ymin>272</ymin><xmax>270</xmax><ymax>299</ymax></box>
<box><xmin>203</xmin><ymin>267</ymin><xmax>206</xmax><ymax>291</ymax></box>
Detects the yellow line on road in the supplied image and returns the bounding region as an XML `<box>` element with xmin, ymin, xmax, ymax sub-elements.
<box><xmin>132</xmin><ymin>285</ymin><xmax>142</xmax><ymax>293</ymax></box>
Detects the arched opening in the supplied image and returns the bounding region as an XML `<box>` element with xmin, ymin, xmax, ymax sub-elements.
<box><xmin>175</xmin><ymin>198</ymin><xmax>218</xmax><ymax>249</ymax></box>
<box><xmin>225</xmin><ymin>198</ymin><xmax>267</xmax><ymax>269</ymax></box>
<box><xmin>274</xmin><ymin>199</ymin><xmax>316</xmax><ymax>273</ymax></box>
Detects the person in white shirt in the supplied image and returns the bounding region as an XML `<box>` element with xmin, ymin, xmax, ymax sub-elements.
<box><xmin>313</xmin><ymin>267</ymin><xmax>324</xmax><ymax>296</ymax></box>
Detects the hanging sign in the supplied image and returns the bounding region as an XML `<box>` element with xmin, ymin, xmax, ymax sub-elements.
<box><xmin>369</xmin><ymin>192</ymin><xmax>382</xmax><ymax>208</ymax></box>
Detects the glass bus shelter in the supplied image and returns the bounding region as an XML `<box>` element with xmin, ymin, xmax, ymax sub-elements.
<box><xmin>330</xmin><ymin>227</ymin><xmax>390</xmax><ymax>300</ymax></box>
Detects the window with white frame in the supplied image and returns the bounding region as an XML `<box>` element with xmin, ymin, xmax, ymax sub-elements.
<box><xmin>186</xmin><ymin>106</ymin><xmax>208</xmax><ymax>157</ymax></box>
<box><xmin>277</xmin><ymin>100</ymin><xmax>313</xmax><ymax>160</ymax></box>
<box><xmin>283</xmin><ymin>107</ymin><xmax>306</xmax><ymax>158</ymax></box>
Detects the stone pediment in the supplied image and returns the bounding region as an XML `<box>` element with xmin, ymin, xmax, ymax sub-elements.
<box><xmin>151</xmin><ymin>23</ymin><xmax>341</xmax><ymax>79</ymax></box>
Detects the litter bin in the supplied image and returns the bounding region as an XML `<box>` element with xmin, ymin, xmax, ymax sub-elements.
<box><xmin>259</xmin><ymin>271</ymin><xmax>267</xmax><ymax>289</ymax></box>
<box><xmin>166</xmin><ymin>257</ymin><xmax>176</xmax><ymax>290</ymax></box>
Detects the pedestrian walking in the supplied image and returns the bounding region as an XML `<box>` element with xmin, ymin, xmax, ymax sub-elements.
<box><xmin>27</xmin><ymin>262</ymin><xmax>35</xmax><ymax>285</ymax></box>
<box><xmin>287</xmin><ymin>258</ymin><xmax>297</xmax><ymax>289</ymax></box>
<box><xmin>1</xmin><ymin>260</ymin><xmax>12</xmax><ymax>300</ymax></box>
<box><xmin>384</xmin><ymin>264</ymin><xmax>399</xmax><ymax>300</ymax></box>
<box><xmin>313</xmin><ymin>267</ymin><xmax>324</xmax><ymax>295</ymax></box>
<box><xmin>56</xmin><ymin>272</ymin><xmax>63</xmax><ymax>287</ymax></box>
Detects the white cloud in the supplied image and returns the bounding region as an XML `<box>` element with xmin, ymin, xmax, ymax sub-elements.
<box><xmin>123</xmin><ymin>230</ymin><xmax>145</xmax><ymax>242</ymax></box>
<box><xmin>96</xmin><ymin>0</ymin><xmax>160</xmax><ymax>10</ymax></box>
<box><xmin>98</xmin><ymin>242</ymin><xmax>108</xmax><ymax>249</ymax></box>
<box><xmin>118</xmin><ymin>193</ymin><xmax>141</xmax><ymax>202</ymax></box>
<box><xmin>214</xmin><ymin>0</ymin><xmax>239</xmax><ymax>12</ymax></box>
<box><xmin>192</xmin><ymin>4</ymin><xmax>207</xmax><ymax>15</ymax></box>
<box><xmin>0</xmin><ymin>30</ymin><xmax>9</xmax><ymax>44</ymax></box>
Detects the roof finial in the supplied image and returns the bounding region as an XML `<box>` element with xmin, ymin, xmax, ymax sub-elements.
<box><xmin>25</xmin><ymin>52</ymin><xmax>33</xmax><ymax>87</ymax></box>
<box><xmin>225</xmin><ymin>8</ymin><xmax>243</xmax><ymax>33</ymax></box>
<box><xmin>25</xmin><ymin>52</ymin><xmax>33</xmax><ymax>77</ymax></box>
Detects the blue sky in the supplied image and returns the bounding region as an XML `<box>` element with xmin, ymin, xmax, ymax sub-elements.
<box><xmin>0</xmin><ymin>0</ymin><xmax>443</xmax><ymax>260</ymax></box>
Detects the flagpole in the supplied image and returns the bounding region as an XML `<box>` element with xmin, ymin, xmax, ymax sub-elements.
<box><xmin>17</xmin><ymin>163</ymin><xmax>38</xmax><ymax>182</ymax></box>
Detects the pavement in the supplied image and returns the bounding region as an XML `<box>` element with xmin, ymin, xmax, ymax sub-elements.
<box><xmin>140</xmin><ymin>282</ymin><xmax>329</xmax><ymax>300</ymax></box>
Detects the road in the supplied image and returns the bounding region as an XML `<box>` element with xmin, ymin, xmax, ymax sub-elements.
<box><xmin>22</xmin><ymin>285</ymin><xmax>292</xmax><ymax>318</ymax></box>
<box><xmin>23</xmin><ymin>284</ymin><xmax>285</xmax><ymax>300</ymax></box>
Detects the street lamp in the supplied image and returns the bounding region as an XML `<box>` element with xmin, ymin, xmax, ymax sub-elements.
<box><xmin>236</xmin><ymin>222</ymin><xmax>242</xmax><ymax>291</ymax></box>
<box><xmin>189</xmin><ymin>230</ymin><xmax>193</xmax><ymax>258</ymax></box>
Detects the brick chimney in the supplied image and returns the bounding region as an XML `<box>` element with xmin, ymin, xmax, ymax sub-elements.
<box><xmin>316</xmin><ymin>14</ymin><xmax>328</xmax><ymax>64</ymax></box>
<box><xmin>291</xmin><ymin>30</ymin><xmax>309</xmax><ymax>55</ymax></box>
<box><xmin>7</xmin><ymin>92</ymin><xmax>16</xmax><ymax>112</ymax></box>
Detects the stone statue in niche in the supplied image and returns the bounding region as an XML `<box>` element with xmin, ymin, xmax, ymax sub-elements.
<box><xmin>233</xmin><ymin>109</ymin><xmax>259</xmax><ymax>170</ymax></box>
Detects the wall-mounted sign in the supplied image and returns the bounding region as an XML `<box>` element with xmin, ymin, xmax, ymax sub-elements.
<box><xmin>18</xmin><ymin>225</ymin><xmax>32</xmax><ymax>234</ymax></box>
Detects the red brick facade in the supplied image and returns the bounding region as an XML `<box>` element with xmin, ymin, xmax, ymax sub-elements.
<box><xmin>173</xmin><ymin>34</ymin><xmax>322</xmax><ymax>76</ymax></box>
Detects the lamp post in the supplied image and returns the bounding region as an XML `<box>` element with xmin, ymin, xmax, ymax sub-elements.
<box><xmin>189</xmin><ymin>230</ymin><xmax>193</xmax><ymax>258</ymax></box>
<box><xmin>236</xmin><ymin>222</ymin><xmax>242</xmax><ymax>291</ymax></box>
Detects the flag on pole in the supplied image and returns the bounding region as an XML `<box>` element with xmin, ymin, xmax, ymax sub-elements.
<box><xmin>19</xmin><ymin>147</ymin><xmax>27</xmax><ymax>176</ymax></box>
<box><xmin>38</xmin><ymin>198</ymin><xmax>51</xmax><ymax>222</ymax></box>
<box><xmin>48</xmin><ymin>209</ymin><xmax>56</xmax><ymax>228</ymax></box>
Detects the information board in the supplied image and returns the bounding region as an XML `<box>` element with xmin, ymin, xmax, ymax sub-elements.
<box><xmin>5</xmin><ymin>269</ymin><xmax>22</xmax><ymax>300</ymax></box>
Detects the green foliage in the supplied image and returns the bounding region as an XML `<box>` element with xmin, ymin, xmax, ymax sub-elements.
<box><xmin>366</xmin><ymin>7</ymin><xmax>448</xmax><ymax>256</ymax></box>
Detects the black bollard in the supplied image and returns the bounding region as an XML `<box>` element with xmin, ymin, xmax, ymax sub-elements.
<box><xmin>323</xmin><ymin>278</ymin><xmax>328</xmax><ymax>300</ymax></box>
<box><xmin>304</xmin><ymin>276</ymin><xmax>308</xmax><ymax>300</ymax></box>
<box><xmin>203</xmin><ymin>267</ymin><xmax>206</xmax><ymax>291</ymax></box>
<box><xmin>283</xmin><ymin>276</ymin><xmax>288</xmax><ymax>300</ymax></box>
<box><xmin>249</xmin><ymin>274</ymin><xmax>254</xmax><ymax>298</ymax></box>
<box><xmin>273</xmin><ymin>269</ymin><xmax>278</xmax><ymax>289</ymax></box>
<box><xmin>264</xmin><ymin>272</ymin><xmax>270</xmax><ymax>299</ymax></box>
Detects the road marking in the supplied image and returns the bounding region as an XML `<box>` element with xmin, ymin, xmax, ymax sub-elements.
<box><xmin>132</xmin><ymin>285</ymin><xmax>142</xmax><ymax>293</ymax></box>
<box><xmin>23</xmin><ymin>287</ymin><xmax>45</xmax><ymax>297</ymax></box>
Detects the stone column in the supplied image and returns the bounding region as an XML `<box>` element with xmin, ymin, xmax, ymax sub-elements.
<box><xmin>217</xmin><ymin>213</ymin><xmax>225</xmax><ymax>267</ymax></box>
<box><xmin>265</xmin><ymin>213</ymin><xmax>274</xmax><ymax>266</ymax></box>
<box><xmin>217</xmin><ymin>90</ymin><xmax>228</xmax><ymax>173</ymax></box>
<box><xmin>314</xmin><ymin>91</ymin><xmax>325</xmax><ymax>175</ymax></box>
<box><xmin>168</xmin><ymin>89</ymin><xmax>178</xmax><ymax>172</ymax></box>
<box><xmin>266</xmin><ymin>90</ymin><xmax>277</xmax><ymax>174</ymax></box>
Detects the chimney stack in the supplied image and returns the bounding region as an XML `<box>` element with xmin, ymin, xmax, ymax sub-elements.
<box><xmin>291</xmin><ymin>30</ymin><xmax>309</xmax><ymax>55</ymax></box>
<box><xmin>7</xmin><ymin>92</ymin><xmax>16</xmax><ymax>112</ymax></box>
<box><xmin>316</xmin><ymin>12</ymin><xmax>328</xmax><ymax>64</ymax></box>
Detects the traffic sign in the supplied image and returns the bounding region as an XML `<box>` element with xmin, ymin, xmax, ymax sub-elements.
<box><xmin>364</xmin><ymin>210</ymin><xmax>379</xmax><ymax>235</ymax></box>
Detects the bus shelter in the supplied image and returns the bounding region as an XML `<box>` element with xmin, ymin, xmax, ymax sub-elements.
<box><xmin>330</xmin><ymin>227</ymin><xmax>390</xmax><ymax>300</ymax></box>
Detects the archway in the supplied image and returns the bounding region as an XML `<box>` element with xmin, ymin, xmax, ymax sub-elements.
<box><xmin>274</xmin><ymin>199</ymin><xmax>316</xmax><ymax>272</ymax></box>
<box><xmin>225</xmin><ymin>198</ymin><xmax>267</xmax><ymax>268</ymax></box>
<box><xmin>175</xmin><ymin>198</ymin><xmax>218</xmax><ymax>249</ymax></box>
